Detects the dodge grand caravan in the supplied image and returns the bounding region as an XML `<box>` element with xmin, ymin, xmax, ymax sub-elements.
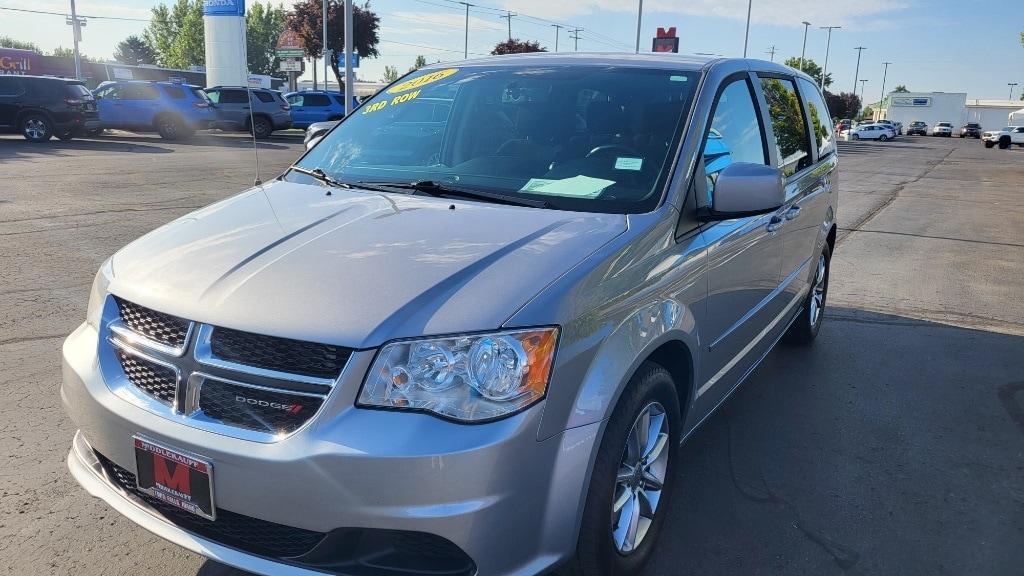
<box><xmin>64</xmin><ymin>54</ymin><xmax>838</xmax><ymax>576</ymax></box>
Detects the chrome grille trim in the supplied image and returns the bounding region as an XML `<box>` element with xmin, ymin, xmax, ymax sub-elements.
<box><xmin>99</xmin><ymin>295</ymin><xmax>350</xmax><ymax>442</ymax></box>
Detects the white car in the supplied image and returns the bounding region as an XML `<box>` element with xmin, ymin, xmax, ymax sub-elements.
<box><xmin>982</xmin><ymin>126</ymin><xmax>1024</xmax><ymax>149</ymax></box>
<box><xmin>874</xmin><ymin>119</ymin><xmax>900</xmax><ymax>137</ymax></box>
<box><xmin>931</xmin><ymin>122</ymin><xmax>953</xmax><ymax>137</ymax></box>
<box><xmin>843</xmin><ymin>123</ymin><xmax>896</xmax><ymax>141</ymax></box>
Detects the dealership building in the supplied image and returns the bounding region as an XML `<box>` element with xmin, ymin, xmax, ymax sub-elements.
<box><xmin>876</xmin><ymin>91</ymin><xmax>1024</xmax><ymax>129</ymax></box>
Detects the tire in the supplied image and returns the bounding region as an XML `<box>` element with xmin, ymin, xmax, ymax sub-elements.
<box><xmin>249</xmin><ymin>116</ymin><xmax>273</xmax><ymax>140</ymax></box>
<box><xmin>56</xmin><ymin>130</ymin><xmax>75</xmax><ymax>141</ymax></box>
<box><xmin>985</xmin><ymin>141</ymin><xmax>995</xmax><ymax>148</ymax></box>
<box><xmin>20</xmin><ymin>114</ymin><xmax>53</xmax><ymax>142</ymax></box>
<box><xmin>998</xmin><ymin>138</ymin><xmax>1010</xmax><ymax>150</ymax></box>
<box><xmin>851</xmin><ymin>134</ymin><xmax>859</xmax><ymax>141</ymax></box>
<box><xmin>784</xmin><ymin>243</ymin><xmax>831</xmax><ymax>345</ymax></box>
<box><xmin>561</xmin><ymin>362</ymin><xmax>681</xmax><ymax>576</ymax></box>
<box><xmin>85</xmin><ymin>128</ymin><xmax>104</xmax><ymax>137</ymax></box>
<box><xmin>155</xmin><ymin>114</ymin><xmax>189</xmax><ymax>140</ymax></box>
<box><xmin>878</xmin><ymin>134</ymin><xmax>888</xmax><ymax>142</ymax></box>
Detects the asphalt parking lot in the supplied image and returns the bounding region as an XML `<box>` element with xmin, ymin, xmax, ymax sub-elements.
<box><xmin>1</xmin><ymin>132</ymin><xmax>1022</xmax><ymax>575</ymax></box>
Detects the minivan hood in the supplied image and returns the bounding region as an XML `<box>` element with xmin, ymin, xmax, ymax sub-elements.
<box><xmin>110</xmin><ymin>180</ymin><xmax>626</xmax><ymax>348</ymax></box>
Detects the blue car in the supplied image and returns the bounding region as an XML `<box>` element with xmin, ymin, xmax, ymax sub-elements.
<box><xmin>283</xmin><ymin>90</ymin><xmax>359</xmax><ymax>128</ymax></box>
<box><xmin>92</xmin><ymin>81</ymin><xmax>216</xmax><ymax>140</ymax></box>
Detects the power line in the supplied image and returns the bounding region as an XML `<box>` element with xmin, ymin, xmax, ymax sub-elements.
<box><xmin>0</xmin><ymin>5</ymin><xmax>148</xmax><ymax>22</ymax></box>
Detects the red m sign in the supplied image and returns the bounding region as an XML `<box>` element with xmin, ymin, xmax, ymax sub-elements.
<box><xmin>153</xmin><ymin>455</ymin><xmax>191</xmax><ymax>495</ymax></box>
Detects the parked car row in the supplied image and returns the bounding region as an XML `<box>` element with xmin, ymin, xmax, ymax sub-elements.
<box><xmin>841</xmin><ymin>119</ymin><xmax>996</xmax><ymax>142</ymax></box>
<box><xmin>0</xmin><ymin>75</ymin><xmax>361</xmax><ymax>142</ymax></box>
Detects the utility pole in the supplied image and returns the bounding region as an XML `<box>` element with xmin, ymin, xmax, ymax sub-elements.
<box><xmin>819</xmin><ymin>25</ymin><xmax>841</xmax><ymax>88</ymax></box>
<box><xmin>766</xmin><ymin>45</ymin><xmax>777</xmax><ymax>62</ymax></box>
<box><xmin>1008</xmin><ymin>82</ymin><xmax>1018</xmax><ymax>101</ymax></box>
<box><xmin>799</xmin><ymin>21</ymin><xmax>810</xmax><ymax>72</ymax></box>
<box><xmin>879</xmin><ymin>61</ymin><xmax>891</xmax><ymax>115</ymax></box>
<box><xmin>859</xmin><ymin>79</ymin><xmax>868</xmax><ymax>104</ymax></box>
<box><xmin>552</xmin><ymin>24</ymin><xmax>563</xmax><ymax>52</ymax></box>
<box><xmin>853</xmin><ymin>46</ymin><xmax>866</xmax><ymax>93</ymax></box>
<box><xmin>569</xmin><ymin>28</ymin><xmax>582</xmax><ymax>52</ymax></box>
<box><xmin>500</xmin><ymin>11</ymin><xmax>516</xmax><ymax>41</ymax></box>
<box><xmin>344</xmin><ymin>0</ymin><xmax>354</xmax><ymax>115</ymax></box>
<box><xmin>742</xmin><ymin>0</ymin><xmax>752</xmax><ymax>57</ymax></box>
<box><xmin>68</xmin><ymin>0</ymin><xmax>83</xmax><ymax>79</ymax></box>
<box><xmin>458</xmin><ymin>2</ymin><xmax>472</xmax><ymax>59</ymax></box>
<box><xmin>634</xmin><ymin>0</ymin><xmax>643</xmax><ymax>54</ymax></box>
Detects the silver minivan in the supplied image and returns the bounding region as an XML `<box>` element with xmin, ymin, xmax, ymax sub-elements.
<box><xmin>64</xmin><ymin>53</ymin><xmax>838</xmax><ymax>576</ymax></box>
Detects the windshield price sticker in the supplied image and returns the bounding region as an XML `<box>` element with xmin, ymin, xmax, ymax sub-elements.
<box><xmin>614</xmin><ymin>157</ymin><xmax>643</xmax><ymax>171</ymax></box>
<box><xmin>387</xmin><ymin>68</ymin><xmax>458</xmax><ymax>94</ymax></box>
<box><xmin>362</xmin><ymin>90</ymin><xmax>421</xmax><ymax>115</ymax></box>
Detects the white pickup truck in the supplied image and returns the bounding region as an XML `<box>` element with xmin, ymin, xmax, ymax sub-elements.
<box><xmin>982</xmin><ymin>126</ymin><xmax>1024</xmax><ymax>149</ymax></box>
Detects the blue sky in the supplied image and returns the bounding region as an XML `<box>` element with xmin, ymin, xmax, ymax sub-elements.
<box><xmin>2</xmin><ymin>0</ymin><xmax>1022</xmax><ymax>101</ymax></box>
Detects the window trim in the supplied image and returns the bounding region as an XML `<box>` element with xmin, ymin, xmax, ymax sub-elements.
<box><xmin>753</xmin><ymin>72</ymin><xmax>815</xmax><ymax>179</ymax></box>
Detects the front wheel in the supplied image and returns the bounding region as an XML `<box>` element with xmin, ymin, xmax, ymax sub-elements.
<box><xmin>878</xmin><ymin>134</ymin><xmax>888</xmax><ymax>141</ymax></box>
<box><xmin>784</xmin><ymin>243</ymin><xmax>831</xmax><ymax>345</ymax></box>
<box><xmin>562</xmin><ymin>362</ymin><xmax>680</xmax><ymax>576</ymax></box>
<box><xmin>20</xmin><ymin>114</ymin><xmax>53</xmax><ymax>142</ymax></box>
<box><xmin>984</xmin><ymin>141</ymin><xmax>995</xmax><ymax>148</ymax></box>
<box><xmin>850</xmin><ymin>134</ymin><xmax>860</xmax><ymax>141</ymax></box>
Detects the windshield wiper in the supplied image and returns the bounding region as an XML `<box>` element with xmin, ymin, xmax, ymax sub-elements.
<box><xmin>290</xmin><ymin>166</ymin><xmax>351</xmax><ymax>189</ymax></box>
<box><xmin>359</xmin><ymin>180</ymin><xmax>549</xmax><ymax>208</ymax></box>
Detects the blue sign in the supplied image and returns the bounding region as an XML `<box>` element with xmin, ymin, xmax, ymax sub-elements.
<box><xmin>202</xmin><ymin>0</ymin><xmax>244</xmax><ymax>16</ymax></box>
<box><xmin>349</xmin><ymin>53</ymin><xmax>360</xmax><ymax>69</ymax></box>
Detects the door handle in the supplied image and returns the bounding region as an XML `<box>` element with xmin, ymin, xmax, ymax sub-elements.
<box><xmin>766</xmin><ymin>215</ymin><xmax>783</xmax><ymax>234</ymax></box>
<box><xmin>784</xmin><ymin>205</ymin><xmax>801</xmax><ymax>220</ymax></box>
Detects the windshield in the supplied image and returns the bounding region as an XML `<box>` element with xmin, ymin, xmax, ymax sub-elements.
<box><xmin>294</xmin><ymin>65</ymin><xmax>700</xmax><ymax>213</ymax></box>
<box><xmin>65</xmin><ymin>83</ymin><xmax>91</xmax><ymax>97</ymax></box>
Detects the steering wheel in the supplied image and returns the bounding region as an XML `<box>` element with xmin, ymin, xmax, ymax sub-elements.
<box><xmin>585</xmin><ymin>144</ymin><xmax>641</xmax><ymax>159</ymax></box>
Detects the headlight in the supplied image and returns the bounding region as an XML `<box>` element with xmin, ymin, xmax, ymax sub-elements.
<box><xmin>358</xmin><ymin>327</ymin><xmax>559</xmax><ymax>422</ymax></box>
<box><xmin>86</xmin><ymin>258</ymin><xmax>114</xmax><ymax>330</ymax></box>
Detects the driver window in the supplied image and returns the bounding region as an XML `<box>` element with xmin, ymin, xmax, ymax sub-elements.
<box><xmin>702</xmin><ymin>78</ymin><xmax>767</xmax><ymax>203</ymax></box>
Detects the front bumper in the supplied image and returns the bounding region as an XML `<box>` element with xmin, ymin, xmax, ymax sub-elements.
<box><xmin>62</xmin><ymin>322</ymin><xmax>600</xmax><ymax>576</ymax></box>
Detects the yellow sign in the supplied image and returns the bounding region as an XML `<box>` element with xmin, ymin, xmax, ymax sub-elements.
<box><xmin>361</xmin><ymin>90</ymin><xmax>422</xmax><ymax>115</ymax></box>
<box><xmin>387</xmin><ymin>68</ymin><xmax>458</xmax><ymax>94</ymax></box>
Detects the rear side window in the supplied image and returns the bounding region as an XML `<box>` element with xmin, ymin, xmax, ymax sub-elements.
<box><xmin>702</xmin><ymin>78</ymin><xmax>767</xmax><ymax>202</ymax></box>
<box><xmin>254</xmin><ymin>91</ymin><xmax>275</xmax><ymax>103</ymax></box>
<box><xmin>302</xmin><ymin>94</ymin><xmax>330</xmax><ymax>107</ymax></box>
<box><xmin>0</xmin><ymin>77</ymin><xmax>25</xmax><ymax>96</ymax></box>
<box><xmin>163</xmin><ymin>85</ymin><xmax>186</xmax><ymax>99</ymax></box>
<box><xmin>797</xmin><ymin>78</ymin><xmax>834</xmax><ymax>158</ymax></box>
<box><xmin>121</xmin><ymin>84</ymin><xmax>160</xmax><ymax>100</ymax></box>
<box><xmin>218</xmin><ymin>89</ymin><xmax>248</xmax><ymax>104</ymax></box>
<box><xmin>759</xmin><ymin>77</ymin><xmax>812</xmax><ymax>176</ymax></box>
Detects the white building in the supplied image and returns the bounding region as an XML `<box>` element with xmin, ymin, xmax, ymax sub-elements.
<box><xmin>878</xmin><ymin>91</ymin><xmax>1023</xmax><ymax>131</ymax></box>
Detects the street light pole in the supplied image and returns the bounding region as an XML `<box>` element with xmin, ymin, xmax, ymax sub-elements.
<box><xmin>859</xmin><ymin>78</ymin><xmax>868</xmax><ymax>106</ymax></box>
<box><xmin>1009</xmin><ymin>82</ymin><xmax>1019</xmax><ymax>101</ymax></box>
<box><xmin>458</xmin><ymin>2</ymin><xmax>472</xmax><ymax>59</ymax></box>
<box><xmin>323</xmin><ymin>0</ymin><xmax>328</xmax><ymax>91</ymax></box>
<box><xmin>634</xmin><ymin>0</ymin><xmax>643</xmax><ymax>54</ymax></box>
<box><xmin>742</xmin><ymin>0</ymin><xmax>752</xmax><ymax>57</ymax></box>
<box><xmin>343</xmin><ymin>0</ymin><xmax>354</xmax><ymax>116</ymax></box>
<box><xmin>799</xmin><ymin>21</ymin><xmax>810</xmax><ymax>72</ymax></box>
<box><xmin>819</xmin><ymin>25</ymin><xmax>841</xmax><ymax>89</ymax></box>
<box><xmin>853</xmin><ymin>46</ymin><xmax>866</xmax><ymax>93</ymax></box>
<box><xmin>552</xmin><ymin>24</ymin><xmax>563</xmax><ymax>52</ymax></box>
<box><xmin>879</xmin><ymin>61</ymin><xmax>891</xmax><ymax>114</ymax></box>
<box><xmin>766</xmin><ymin>46</ymin><xmax>776</xmax><ymax>62</ymax></box>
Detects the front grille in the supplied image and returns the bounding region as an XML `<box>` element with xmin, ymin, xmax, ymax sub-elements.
<box><xmin>96</xmin><ymin>451</ymin><xmax>327</xmax><ymax>559</ymax></box>
<box><xmin>199</xmin><ymin>379</ymin><xmax>324</xmax><ymax>434</ymax></box>
<box><xmin>114</xmin><ymin>297</ymin><xmax>191</xmax><ymax>349</ymax></box>
<box><xmin>210</xmin><ymin>327</ymin><xmax>349</xmax><ymax>379</ymax></box>
<box><xmin>117</xmin><ymin>349</ymin><xmax>177</xmax><ymax>406</ymax></box>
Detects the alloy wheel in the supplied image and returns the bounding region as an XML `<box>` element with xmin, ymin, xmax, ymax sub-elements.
<box><xmin>24</xmin><ymin>118</ymin><xmax>47</xmax><ymax>140</ymax></box>
<box><xmin>809</xmin><ymin>253</ymin><xmax>827</xmax><ymax>327</ymax></box>
<box><xmin>612</xmin><ymin>401</ymin><xmax>669</xmax><ymax>554</ymax></box>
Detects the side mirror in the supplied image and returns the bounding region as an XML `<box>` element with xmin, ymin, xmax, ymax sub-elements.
<box><xmin>702</xmin><ymin>162</ymin><xmax>784</xmax><ymax>220</ymax></box>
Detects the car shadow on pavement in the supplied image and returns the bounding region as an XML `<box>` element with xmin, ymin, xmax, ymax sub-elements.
<box><xmin>0</xmin><ymin>137</ymin><xmax>174</xmax><ymax>160</ymax></box>
<box><xmin>192</xmin><ymin>307</ymin><xmax>1024</xmax><ymax>576</ymax></box>
<box><xmin>93</xmin><ymin>132</ymin><xmax>295</xmax><ymax>150</ymax></box>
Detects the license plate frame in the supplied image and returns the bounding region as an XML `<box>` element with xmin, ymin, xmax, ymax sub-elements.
<box><xmin>133</xmin><ymin>436</ymin><xmax>216</xmax><ymax>521</ymax></box>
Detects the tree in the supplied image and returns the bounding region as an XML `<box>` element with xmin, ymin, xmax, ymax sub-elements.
<box><xmin>491</xmin><ymin>39</ymin><xmax>546</xmax><ymax>55</ymax></box>
<box><xmin>51</xmin><ymin>47</ymin><xmax>94</xmax><ymax>62</ymax></box>
<box><xmin>783</xmin><ymin>56</ymin><xmax>831</xmax><ymax>88</ymax></box>
<box><xmin>893</xmin><ymin>85</ymin><xmax>909</xmax><ymax>93</ymax></box>
<box><xmin>144</xmin><ymin>0</ymin><xmax>205</xmax><ymax>70</ymax></box>
<box><xmin>0</xmin><ymin>36</ymin><xmax>40</xmax><ymax>52</ymax></box>
<box><xmin>861</xmin><ymin>106</ymin><xmax>874</xmax><ymax>120</ymax></box>
<box><xmin>382</xmin><ymin>65</ymin><xmax>399</xmax><ymax>82</ymax></box>
<box><xmin>761</xmin><ymin>78</ymin><xmax>808</xmax><ymax>168</ymax></box>
<box><xmin>114</xmin><ymin>35</ymin><xmax>157</xmax><ymax>65</ymax></box>
<box><xmin>246</xmin><ymin>2</ymin><xmax>287</xmax><ymax>76</ymax></box>
<box><xmin>412</xmin><ymin>55</ymin><xmax>427</xmax><ymax>70</ymax></box>
<box><xmin>286</xmin><ymin>0</ymin><xmax>380</xmax><ymax>91</ymax></box>
<box><xmin>823</xmin><ymin>91</ymin><xmax>861</xmax><ymax>120</ymax></box>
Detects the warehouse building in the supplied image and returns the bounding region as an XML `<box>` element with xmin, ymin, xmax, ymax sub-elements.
<box><xmin>877</xmin><ymin>91</ymin><xmax>1023</xmax><ymax>131</ymax></box>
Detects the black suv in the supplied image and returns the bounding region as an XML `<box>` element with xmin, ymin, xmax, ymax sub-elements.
<box><xmin>205</xmin><ymin>86</ymin><xmax>292</xmax><ymax>139</ymax></box>
<box><xmin>907</xmin><ymin>121</ymin><xmax>928</xmax><ymax>136</ymax></box>
<box><xmin>959</xmin><ymin>122</ymin><xmax>982</xmax><ymax>139</ymax></box>
<box><xmin>0</xmin><ymin>75</ymin><xmax>99</xmax><ymax>142</ymax></box>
